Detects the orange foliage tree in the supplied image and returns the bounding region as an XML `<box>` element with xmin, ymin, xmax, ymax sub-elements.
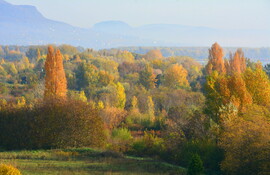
<box><xmin>228</xmin><ymin>49</ymin><xmax>246</xmax><ymax>74</ymax></box>
<box><xmin>206</xmin><ymin>42</ymin><xmax>226</xmax><ymax>75</ymax></box>
<box><xmin>144</xmin><ymin>49</ymin><xmax>163</xmax><ymax>60</ymax></box>
<box><xmin>44</xmin><ymin>46</ymin><xmax>67</xmax><ymax>99</ymax></box>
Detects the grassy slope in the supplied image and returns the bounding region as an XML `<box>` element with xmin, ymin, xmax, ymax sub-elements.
<box><xmin>0</xmin><ymin>148</ymin><xmax>186</xmax><ymax>175</ymax></box>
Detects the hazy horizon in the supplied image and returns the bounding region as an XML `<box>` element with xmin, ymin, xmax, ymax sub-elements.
<box><xmin>5</xmin><ymin>0</ymin><xmax>270</xmax><ymax>30</ymax></box>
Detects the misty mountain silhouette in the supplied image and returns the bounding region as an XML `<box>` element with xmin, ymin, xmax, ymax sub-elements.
<box><xmin>0</xmin><ymin>0</ymin><xmax>269</xmax><ymax>49</ymax></box>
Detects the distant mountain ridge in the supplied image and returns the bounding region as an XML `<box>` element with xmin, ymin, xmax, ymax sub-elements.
<box><xmin>0</xmin><ymin>0</ymin><xmax>270</xmax><ymax>49</ymax></box>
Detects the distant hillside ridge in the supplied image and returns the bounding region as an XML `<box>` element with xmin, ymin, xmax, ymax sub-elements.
<box><xmin>116</xmin><ymin>47</ymin><xmax>270</xmax><ymax>64</ymax></box>
<box><xmin>0</xmin><ymin>0</ymin><xmax>269</xmax><ymax>48</ymax></box>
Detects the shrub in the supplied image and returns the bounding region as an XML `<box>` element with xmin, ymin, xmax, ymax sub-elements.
<box><xmin>130</xmin><ymin>132</ymin><xmax>165</xmax><ymax>157</ymax></box>
<box><xmin>125</xmin><ymin>112</ymin><xmax>157</xmax><ymax>130</ymax></box>
<box><xmin>0</xmin><ymin>164</ymin><xmax>21</xmax><ymax>175</ymax></box>
<box><xmin>31</xmin><ymin>99</ymin><xmax>106</xmax><ymax>149</ymax></box>
<box><xmin>100</xmin><ymin>107</ymin><xmax>127</xmax><ymax>130</ymax></box>
<box><xmin>187</xmin><ymin>154</ymin><xmax>204</xmax><ymax>175</ymax></box>
<box><xmin>109</xmin><ymin>128</ymin><xmax>133</xmax><ymax>153</ymax></box>
<box><xmin>163</xmin><ymin>139</ymin><xmax>223</xmax><ymax>173</ymax></box>
<box><xmin>112</xmin><ymin>128</ymin><xmax>133</xmax><ymax>141</ymax></box>
<box><xmin>0</xmin><ymin>99</ymin><xmax>106</xmax><ymax>150</ymax></box>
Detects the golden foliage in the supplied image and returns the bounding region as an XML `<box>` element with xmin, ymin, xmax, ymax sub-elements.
<box><xmin>147</xmin><ymin>96</ymin><xmax>155</xmax><ymax>122</ymax></box>
<box><xmin>44</xmin><ymin>46</ymin><xmax>67</xmax><ymax>99</ymax></box>
<box><xmin>219</xmin><ymin>106</ymin><xmax>270</xmax><ymax>175</ymax></box>
<box><xmin>100</xmin><ymin>107</ymin><xmax>127</xmax><ymax>130</ymax></box>
<box><xmin>0</xmin><ymin>164</ymin><xmax>21</xmax><ymax>175</ymax></box>
<box><xmin>164</xmin><ymin>64</ymin><xmax>190</xmax><ymax>89</ymax></box>
<box><xmin>144</xmin><ymin>50</ymin><xmax>163</xmax><ymax>60</ymax></box>
<box><xmin>206</xmin><ymin>42</ymin><xmax>226</xmax><ymax>75</ymax></box>
<box><xmin>228</xmin><ymin>49</ymin><xmax>246</xmax><ymax>74</ymax></box>
<box><xmin>115</xmin><ymin>82</ymin><xmax>126</xmax><ymax>109</ymax></box>
<box><xmin>244</xmin><ymin>66</ymin><xmax>270</xmax><ymax>107</ymax></box>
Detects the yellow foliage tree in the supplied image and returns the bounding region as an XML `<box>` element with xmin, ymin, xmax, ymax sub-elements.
<box><xmin>244</xmin><ymin>65</ymin><xmax>270</xmax><ymax>107</ymax></box>
<box><xmin>116</xmin><ymin>50</ymin><xmax>135</xmax><ymax>62</ymax></box>
<box><xmin>219</xmin><ymin>105</ymin><xmax>270</xmax><ymax>175</ymax></box>
<box><xmin>115</xmin><ymin>82</ymin><xmax>126</xmax><ymax>109</ymax></box>
<box><xmin>147</xmin><ymin>96</ymin><xmax>155</xmax><ymax>122</ymax></box>
<box><xmin>163</xmin><ymin>64</ymin><xmax>190</xmax><ymax>89</ymax></box>
<box><xmin>131</xmin><ymin>96</ymin><xmax>138</xmax><ymax>111</ymax></box>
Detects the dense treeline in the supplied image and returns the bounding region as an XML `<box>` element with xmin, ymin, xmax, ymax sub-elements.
<box><xmin>0</xmin><ymin>43</ymin><xmax>269</xmax><ymax>175</ymax></box>
<box><xmin>118</xmin><ymin>46</ymin><xmax>270</xmax><ymax>64</ymax></box>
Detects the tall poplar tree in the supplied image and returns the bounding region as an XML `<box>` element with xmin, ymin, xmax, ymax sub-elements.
<box><xmin>44</xmin><ymin>46</ymin><xmax>67</xmax><ymax>99</ymax></box>
<box><xmin>206</xmin><ymin>42</ymin><xmax>226</xmax><ymax>75</ymax></box>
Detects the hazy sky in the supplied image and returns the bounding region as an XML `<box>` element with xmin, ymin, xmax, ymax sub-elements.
<box><xmin>5</xmin><ymin>0</ymin><xmax>270</xmax><ymax>30</ymax></box>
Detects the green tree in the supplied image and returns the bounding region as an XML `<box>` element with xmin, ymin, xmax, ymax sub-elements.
<box><xmin>139</xmin><ymin>64</ymin><xmax>156</xmax><ymax>90</ymax></box>
<box><xmin>76</xmin><ymin>63</ymin><xmax>99</xmax><ymax>90</ymax></box>
<box><xmin>187</xmin><ymin>154</ymin><xmax>204</xmax><ymax>175</ymax></box>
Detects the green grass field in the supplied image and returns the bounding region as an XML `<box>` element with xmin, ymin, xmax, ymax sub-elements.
<box><xmin>0</xmin><ymin>148</ymin><xmax>186</xmax><ymax>175</ymax></box>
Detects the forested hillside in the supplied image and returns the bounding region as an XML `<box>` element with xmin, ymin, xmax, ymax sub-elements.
<box><xmin>0</xmin><ymin>43</ymin><xmax>269</xmax><ymax>175</ymax></box>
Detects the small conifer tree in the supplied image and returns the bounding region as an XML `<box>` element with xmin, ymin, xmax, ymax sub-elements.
<box><xmin>187</xmin><ymin>154</ymin><xmax>204</xmax><ymax>175</ymax></box>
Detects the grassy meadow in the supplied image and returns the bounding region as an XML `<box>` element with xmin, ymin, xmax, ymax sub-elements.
<box><xmin>0</xmin><ymin>148</ymin><xmax>186</xmax><ymax>175</ymax></box>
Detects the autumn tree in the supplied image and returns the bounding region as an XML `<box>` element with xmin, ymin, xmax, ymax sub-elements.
<box><xmin>44</xmin><ymin>46</ymin><xmax>67</xmax><ymax>99</ymax></box>
<box><xmin>131</xmin><ymin>96</ymin><xmax>139</xmax><ymax>112</ymax></box>
<box><xmin>144</xmin><ymin>49</ymin><xmax>163</xmax><ymax>60</ymax></box>
<box><xmin>206</xmin><ymin>43</ymin><xmax>226</xmax><ymax>75</ymax></box>
<box><xmin>227</xmin><ymin>73</ymin><xmax>252</xmax><ymax>110</ymax></box>
<box><xmin>219</xmin><ymin>105</ymin><xmax>270</xmax><ymax>175</ymax></box>
<box><xmin>76</xmin><ymin>63</ymin><xmax>99</xmax><ymax>90</ymax></box>
<box><xmin>116</xmin><ymin>50</ymin><xmax>135</xmax><ymax>63</ymax></box>
<box><xmin>228</xmin><ymin>49</ymin><xmax>246</xmax><ymax>74</ymax></box>
<box><xmin>139</xmin><ymin>64</ymin><xmax>156</xmax><ymax>90</ymax></box>
<box><xmin>7</xmin><ymin>63</ymin><xmax>18</xmax><ymax>75</ymax></box>
<box><xmin>0</xmin><ymin>65</ymin><xmax>7</xmax><ymax>78</ymax></box>
<box><xmin>147</xmin><ymin>96</ymin><xmax>155</xmax><ymax>122</ymax></box>
<box><xmin>163</xmin><ymin>64</ymin><xmax>190</xmax><ymax>89</ymax></box>
<box><xmin>205</xmin><ymin>71</ymin><xmax>252</xmax><ymax>122</ymax></box>
<box><xmin>98</xmin><ymin>70</ymin><xmax>114</xmax><ymax>87</ymax></box>
<box><xmin>115</xmin><ymin>82</ymin><xmax>126</xmax><ymax>109</ymax></box>
<box><xmin>37</xmin><ymin>48</ymin><xmax>41</xmax><ymax>61</ymax></box>
<box><xmin>244</xmin><ymin>64</ymin><xmax>270</xmax><ymax>107</ymax></box>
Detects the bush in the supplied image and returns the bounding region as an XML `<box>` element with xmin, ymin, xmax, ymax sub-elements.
<box><xmin>112</xmin><ymin>128</ymin><xmax>133</xmax><ymax>141</ymax></box>
<box><xmin>0</xmin><ymin>99</ymin><xmax>106</xmax><ymax>150</ymax></box>
<box><xmin>0</xmin><ymin>164</ymin><xmax>21</xmax><ymax>175</ymax></box>
<box><xmin>125</xmin><ymin>112</ymin><xmax>158</xmax><ymax>130</ymax></box>
<box><xmin>187</xmin><ymin>154</ymin><xmax>204</xmax><ymax>175</ymax></box>
<box><xmin>100</xmin><ymin>107</ymin><xmax>127</xmax><ymax>130</ymax></box>
<box><xmin>163</xmin><ymin>139</ymin><xmax>223</xmax><ymax>174</ymax></box>
<box><xmin>130</xmin><ymin>132</ymin><xmax>165</xmax><ymax>157</ymax></box>
<box><xmin>109</xmin><ymin>128</ymin><xmax>133</xmax><ymax>153</ymax></box>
